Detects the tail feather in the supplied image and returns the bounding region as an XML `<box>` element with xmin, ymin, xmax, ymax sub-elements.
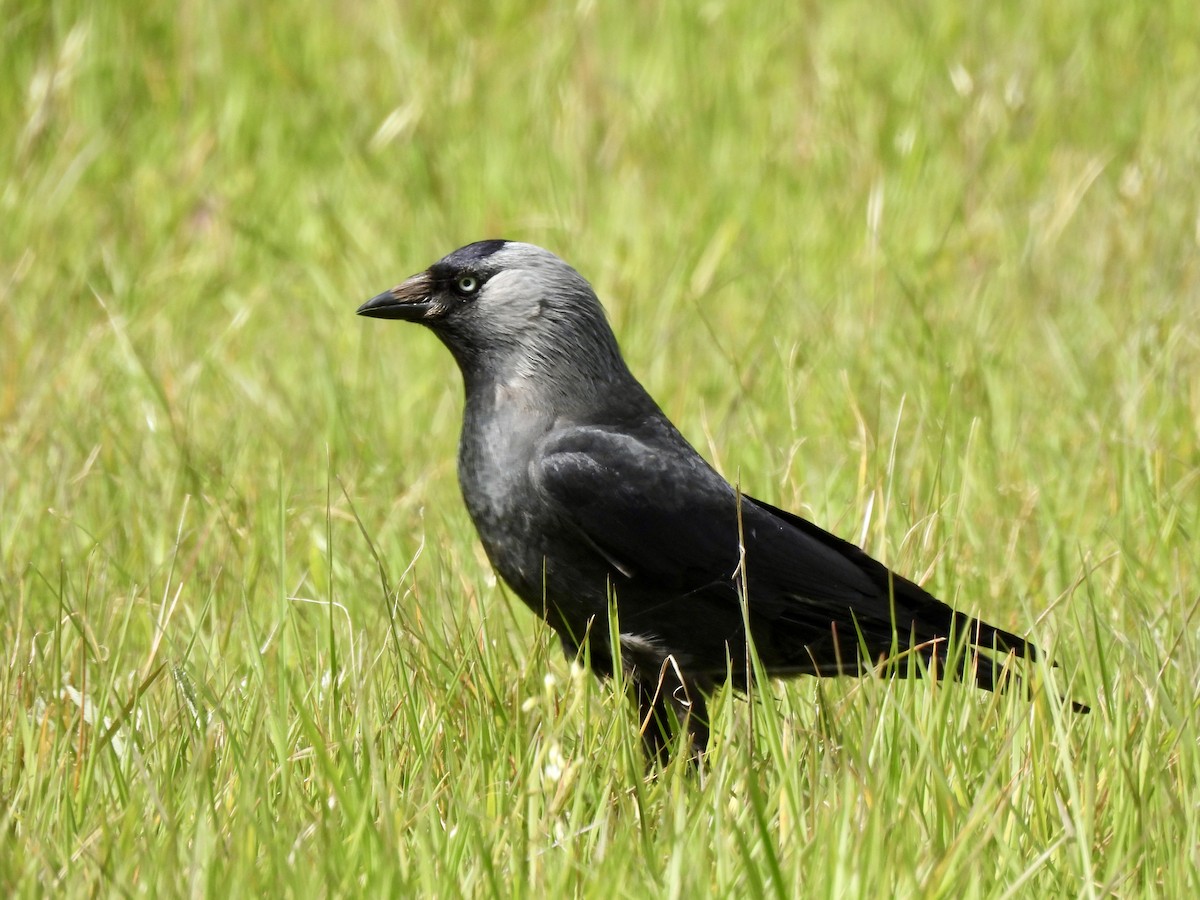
<box><xmin>941</xmin><ymin>632</ymin><xmax>1091</xmax><ymax>714</ymax></box>
<box><xmin>876</xmin><ymin>616</ymin><xmax>1091</xmax><ymax>713</ymax></box>
<box><xmin>948</xmin><ymin>609</ymin><xmax>1043</xmax><ymax>661</ymax></box>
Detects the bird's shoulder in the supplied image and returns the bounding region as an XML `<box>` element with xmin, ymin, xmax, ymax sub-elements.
<box><xmin>527</xmin><ymin>420</ymin><xmax>744</xmax><ymax>588</ymax></box>
<box><xmin>530</xmin><ymin>419</ymin><xmax>729</xmax><ymax>507</ymax></box>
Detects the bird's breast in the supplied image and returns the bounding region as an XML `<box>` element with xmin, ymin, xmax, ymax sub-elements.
<box><xmin>455</xmin><ymin>397</ymin><xmax>556</xmax><ymax>598</ymax></box>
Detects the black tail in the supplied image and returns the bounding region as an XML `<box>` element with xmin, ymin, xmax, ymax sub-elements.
<box><xmin>927</xmin><ymin>622</ymin><xmax>1090</xmax><ymax>713</ymax></box>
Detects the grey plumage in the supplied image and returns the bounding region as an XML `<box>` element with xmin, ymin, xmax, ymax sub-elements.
<box><xmin>358</xmin><ymin>240</ymin><xmax>1083</xmax><ymax>763</ymax></box>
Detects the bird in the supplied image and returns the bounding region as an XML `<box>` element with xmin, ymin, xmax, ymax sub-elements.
<box><xmin>357</xmin><ymin>239</ymin><xmax>1084</xmax><ymax>764</ymax></box>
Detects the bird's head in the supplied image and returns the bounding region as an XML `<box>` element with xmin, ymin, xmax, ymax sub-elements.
<box><xmin>358</xmin><ymin>241</ymin><xmax>633</xmax><ymax>394</ymax></box>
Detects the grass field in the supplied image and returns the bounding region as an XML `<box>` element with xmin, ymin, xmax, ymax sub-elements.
<box><xmin>3</xmin><ymin>0</ymin><xmax>1199</xmax><ymax>895</ymax></box>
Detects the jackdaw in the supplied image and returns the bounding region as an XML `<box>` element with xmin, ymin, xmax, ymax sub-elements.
<box><xmin>358</xmin><ymin>240</ymin><xmax>1082</xmax><ymax>763</ymax></box>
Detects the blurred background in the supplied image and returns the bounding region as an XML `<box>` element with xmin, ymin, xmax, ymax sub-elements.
<box><xmin>2</xmin><ymin>0</ymin><xmax>1198</xmax><ymax>894</ymax></box>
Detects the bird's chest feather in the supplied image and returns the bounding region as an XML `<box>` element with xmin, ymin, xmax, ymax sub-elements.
<box><xmin>456</xmin><ymin>384</ymin><xmax>557</xmax><ymax>597</ymax></box>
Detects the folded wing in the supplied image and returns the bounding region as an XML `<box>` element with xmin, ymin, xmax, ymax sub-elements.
<box><xmin>533</xmin><ymin>424</ymin><xmax>1042</xmax><ymax>689</ymax></box>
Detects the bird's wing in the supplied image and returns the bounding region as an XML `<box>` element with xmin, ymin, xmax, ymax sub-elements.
<box><xmin>742</xmin><ymin>493</ymin><xmax>1039</xmax><ymax>660</ymax></box>
<box><xmin>532</xmin><ymin>424</ymin><xmax>1039</xmax><ymax>664</ymax></box>
<box><xmin>531</xmin><ymin>424</ymin><xmax>753</xmax><ymax>596</ymax></box>
<box><xmin>529</xmin><ymin>425</ymin><xmax>917</xmax><ymax>609</ymax></box>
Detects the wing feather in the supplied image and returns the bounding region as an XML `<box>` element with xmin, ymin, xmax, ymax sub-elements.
<box><xmin>532</xmin><ymin>425</ymin><xmax>1042</xmax><ymax>676</ymax></box>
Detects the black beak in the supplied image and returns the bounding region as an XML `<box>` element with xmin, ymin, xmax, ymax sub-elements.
<box><xmin>357</xmin><ymin>271</ymin><xmax>435</xmax><ymax>320</ymax></box>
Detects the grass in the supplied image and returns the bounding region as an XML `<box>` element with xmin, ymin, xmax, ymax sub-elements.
<box><xmin>2</xmin><ymin>0</ymin><xmax>1199</xmax><ymax>895</ymax></box>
